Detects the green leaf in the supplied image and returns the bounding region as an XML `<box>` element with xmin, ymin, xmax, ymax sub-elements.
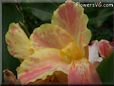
<box><xmin>97</xmin><ymin>52</ymin><xmax>114</xmax><ymax>84</ymax></box>
<box><xmin>96</xmin><ymin>9</ymin><xmax>113</xmax><ymax>27</ymax></box>
<box><xmin>19</xmin><ymin>3</ymin><xmax>60</xmax><ymax>34</ymax></box>
<box><xmin>21</xmin><ymin>3</ymin><xmax>60</xmax><ymax>22</ymax></box>
<box><xmin>25</xmin><ymin>7</ymin><xmax>52</xmax><ymax>21</ymax></box>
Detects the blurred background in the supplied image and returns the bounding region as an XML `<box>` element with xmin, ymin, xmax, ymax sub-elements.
<box><xmin>2</xmin><ymin>1</ymin><xmax>114</xmax><ymax>84</ymax></box>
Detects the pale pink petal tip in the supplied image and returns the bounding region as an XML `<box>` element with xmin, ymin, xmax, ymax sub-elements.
<box><xmin>89</xmin><ymin>40</ymin><xmax>103</xmax><ymax>63</ymax></box>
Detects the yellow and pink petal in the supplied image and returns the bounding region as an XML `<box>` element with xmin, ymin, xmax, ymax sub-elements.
<box><xmin>52</xmin><ymin>1</ymin><xmax>91</xmax><ymax>47</ymax></box>
<box><xmin>17</xmin><ymin>48</ymin><xmax>69</xmax><ymax>84</ymax></box>
<box><xmin>68</xmin><ymin>58</ymin><xmax>101</xmax><ymax>84</ymax></box>
<box><xmin>30</xmin><ymin>24</ymin><xmax>73</xmax><ymax>50</ymax></box>
<box><xmin>5</xmin><ymin>23</ymin><xmax>34</xmax><ymax>60</ymax></box>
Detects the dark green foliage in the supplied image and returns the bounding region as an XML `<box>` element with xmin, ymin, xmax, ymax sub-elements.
<box><xmin>2</xmin><ymin>3</ymin><xmax>21</xmax><ymax>82</ymax></box>
<box><xmin>17</xmin><ymin>3</ymin><xmax>60</xmax><ymax>34</ymax></box>
<box><xmin>97</xmin><ymin>52</ymin><xmax>114</xmax><ymax>84</ymax></box>
<box><xmin>84</xmin><ymin>7</ymin><xmax>113</xmax><ymax>41</ymax></box>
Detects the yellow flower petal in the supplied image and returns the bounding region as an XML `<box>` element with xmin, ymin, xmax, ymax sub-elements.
<box><xmin>17</xmin><ymin>48</ymin><xmax>69</xmax><ymax>84</ymax></box>
<box><xmin>30</xmin><ymin>24</ymin><xmax>73</xmax><ymax>49</ymax></box>
<box><xmin>80</xmin><ymin>29</ymin><xmax>92</xmax><ymax>47</ymax></box>
<box><xmin>61</xmin><ymin>42</ymin><xmax>84</xmax><ymax>62</ymax></box>
<box><xmin>5</xmin><ymin>23</ymin><xmax>33</xmax><ymax>60</ymax></box>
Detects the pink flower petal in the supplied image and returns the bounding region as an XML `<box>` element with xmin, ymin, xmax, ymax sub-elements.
<box><xmin>68</xmin><ymin>58</ymin><xmax>101</xmax><ymax>84</ymax></box>
<box><xmin>98</xmin><ymin>39</ymin><xmax>113</xmax><ymax>58</ymax></box>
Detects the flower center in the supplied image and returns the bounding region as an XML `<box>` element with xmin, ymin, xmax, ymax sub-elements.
<box><xmin>61</xmin><ymin>42</ymin><xmax>84</xmax><ymax>63</ymax></box>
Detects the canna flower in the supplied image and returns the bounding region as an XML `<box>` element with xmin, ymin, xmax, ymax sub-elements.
<box><xmin>5</xmin><ymin>0</ymin><xmax>106</xmax><ymax>84</ymax></box>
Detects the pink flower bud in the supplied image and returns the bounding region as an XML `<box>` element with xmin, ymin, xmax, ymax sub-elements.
<box><xmin>98</xmin><ymin>40</ymin><xmax>113</xmax><ymax>58</ymax></box>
